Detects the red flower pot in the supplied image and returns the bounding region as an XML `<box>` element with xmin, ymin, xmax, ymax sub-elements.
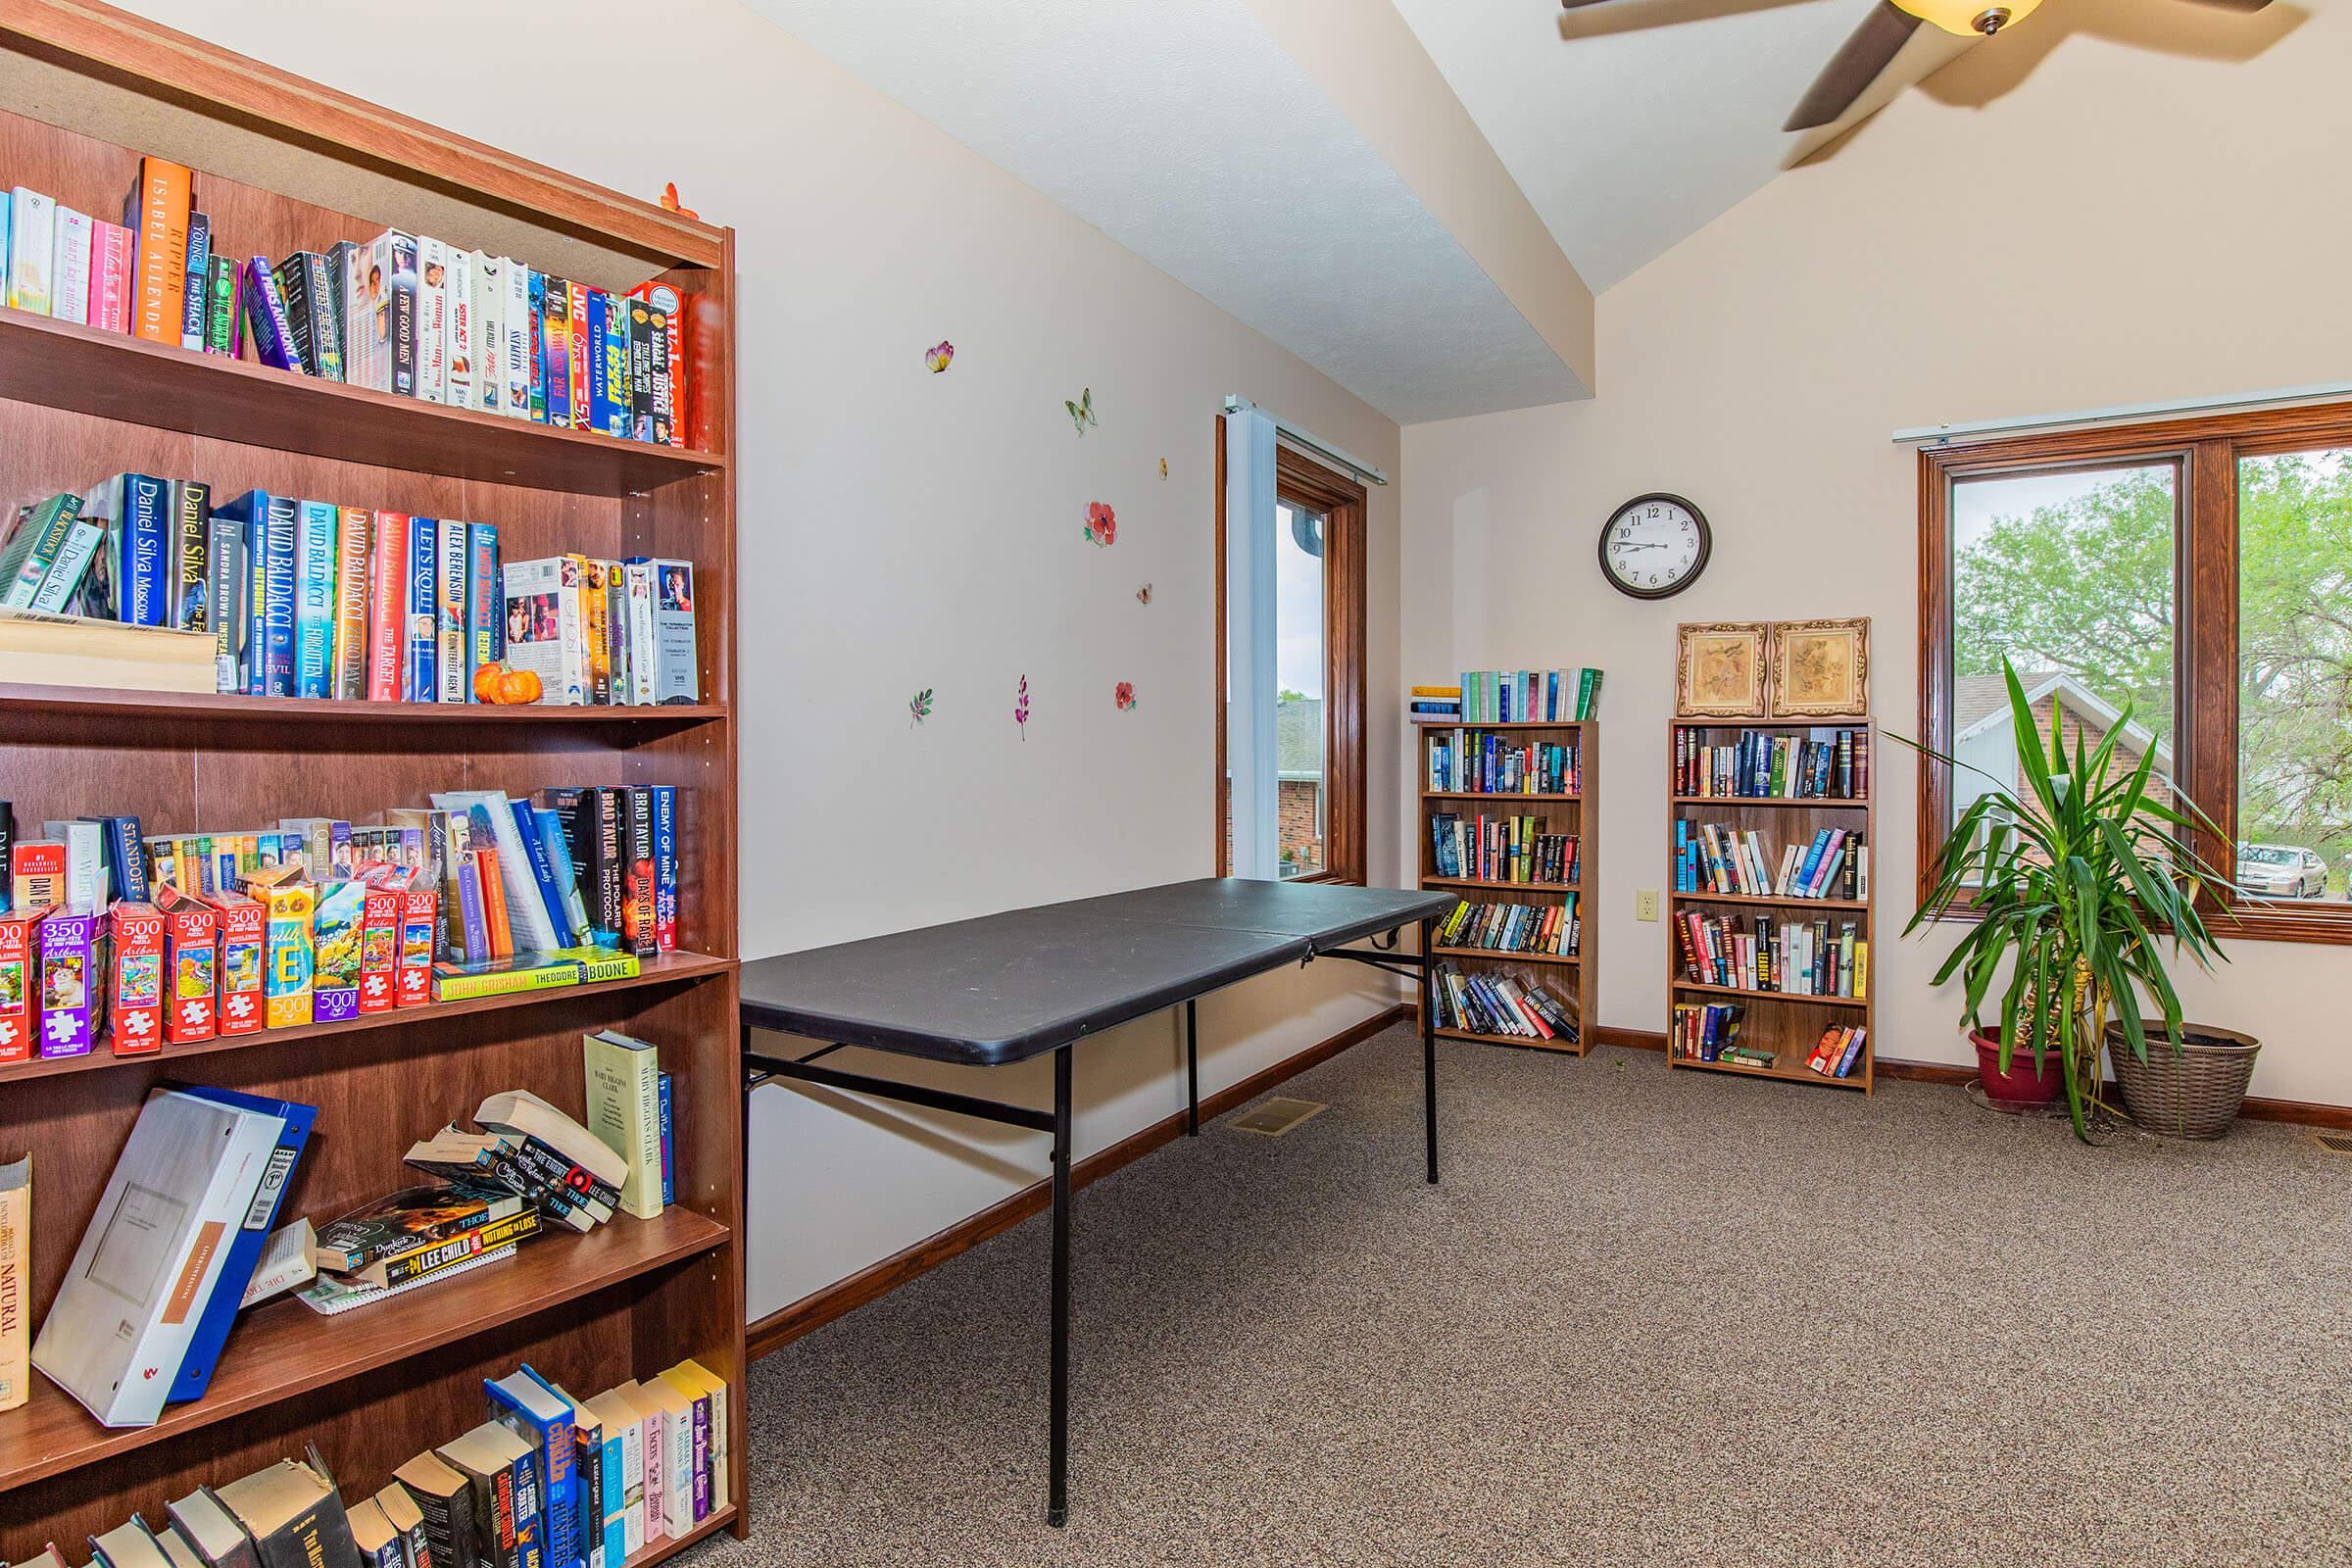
<box><xmin>1972</xmin><ymin>1027</ymin><xmax>2065</xmax><ymax>1106</ymax></box>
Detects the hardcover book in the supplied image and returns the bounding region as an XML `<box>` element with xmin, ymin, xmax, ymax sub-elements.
<box><xmin>9</xmin><ymin>187</ymin><xmax>56</xmax><ymax>315</ymax></box>
<box><xmin>294</xmin><ymin>500</ymin><xmax>338</xmax><ymax>698</ymax></box>
<box><xmin>332</xmin><ymin>506</ymin><xmax>372</xmax><ymax>699</ymax></box>
<box><xmin>123</xmin><ymin>157</ymin><xmax>192</xmax><ymax>344</ymax></box>
<box><xmin>368</xmin><ymin>512</ymin><xmax>410</xmax><ymax>702</ymax></box>
<box><xmin>172</xmin><ymin>479</ymin><xmax>211</xmax><ymax>632</ymax></box>
<box><xmin>0</xmin><ymin>1155</ymin><xmax>24</xmax><ymax>1413</ymax></box>
<box><xmin>94</xmin><ymin>218</ymin><xmax>136</xmax><ymax>333</ymax></box>
<box><xmin>406</xmin><ymin>514</ymin><xmax>439</xmax><ymax>701</ymax></box>
<box><xmin>52</xmin><ymin>204</ymin><xmax>93</xmax><ymax>325</ymax></box>
<box><xmin>437</xmin><ymin>517</ymin><xmax>469</xmax><ymax>703</ymax></box>
<box><xmin>213</xmin><ymin>1451</ymin><xmax>360</xmax><ymax>1568</ymax></box>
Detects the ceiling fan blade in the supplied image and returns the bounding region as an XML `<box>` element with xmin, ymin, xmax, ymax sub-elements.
<box><xmin>2172</xmin><ymin>0</ymin><xmax>2274</xmax><ymax>9</ymax></box>
<box><xmin>1783</xmin><ymin>0</ymin><xmax>1925</xmax><ymax>132</ymax></box>
<box><xmin>1559</xmin><ymin>0</ymin><xmax>1622</xmax><ymax>8</ymax></box>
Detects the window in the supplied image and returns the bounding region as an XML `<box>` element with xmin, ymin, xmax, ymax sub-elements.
<box><xmin>1920</xmin><ymin>401</ymin><xmax>2352</xmax><ymax>940</ymax></box>
<box><xmin>1218</xmin><ymin>431</ymin><xmax>1366</xmax><ymax>883</ymax></box>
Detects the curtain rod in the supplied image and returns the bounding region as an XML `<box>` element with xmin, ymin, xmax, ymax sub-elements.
<box><xmin>1223</xmin><ymin>396</ymin><xmax>1390</xmax><ymax>486</ymax></box>
<box><xmin>1892</xmin><ymin>379</ymin><xmax>2352</xmax><ymax>448</ymax></box>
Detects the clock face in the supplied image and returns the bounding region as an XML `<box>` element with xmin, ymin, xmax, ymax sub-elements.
<box><xmin>1599</xmin><ymin>493</ymin><xmax>1710</xmax><ymax>600</ymax></box>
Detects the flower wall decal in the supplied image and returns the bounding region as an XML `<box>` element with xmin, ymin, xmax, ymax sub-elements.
<box><xmin>1084</xmin><ymin>502</ymin><xmax>1116</xmax><ymax>547</ymax></box>
<box><xmin>1114</xmin><ymin>681</ymin><xmax>1138</xmax><ymax>710</ymax></box>
<box><xmin>1014</xmin><ymin>674</ymin><xmax>1031</xmax><ymax>739</ymax></box>
<box><xmin>908</xmin><ymin>687</ymin><xmax>934</xmax><ymax>726</ymax></box>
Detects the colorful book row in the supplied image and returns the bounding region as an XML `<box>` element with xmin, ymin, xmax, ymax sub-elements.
<box><xmin>1674</xmin><ymin>821</ymin><xmax>1868</xmax><ymax>903</ymax></box>
<box><xmin>1425</xmin><ymin>731</ymin><xmax>1581</xmax><ymax>796</ymax></box>
<box><xmin>1676</xmin><ymin>725</ymin><xmax>1869</xmax><ymax>800</ymax></box>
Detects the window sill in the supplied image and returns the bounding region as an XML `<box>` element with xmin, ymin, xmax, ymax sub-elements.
<box><xmin>1911</xmin><ymin>894</ymin><xmax>2352</xmax><ymax>947</ymax></box>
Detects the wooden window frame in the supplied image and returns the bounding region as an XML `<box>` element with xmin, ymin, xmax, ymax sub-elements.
<box><xmin>1213</xmin><ymin>417</ymin><xmax>1369</xmax><ymax>884</ymax></box>
<box><xmin>1918</xmin><ymin>397</ymin><xmax>2352</xmax><ymax>945</ymax></box>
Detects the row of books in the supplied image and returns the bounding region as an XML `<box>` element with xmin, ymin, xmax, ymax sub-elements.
<box><xmin>0</xmin><ymin>478</ymin><xmax>699</xmax><ymax>708</ymax></box>
<box><xmin>1676</xmin><ymin>726</ymin><xmax>1870</xmax><ymax>800</ymax></box>
<box><xmin>1434</xmin><ymin>896</ymin><xmax>1579</xmax><ymax>958</ymax></box>
<box><xmin>1428</xmin><ymin>812</ymin><xmax>1578</xmax><ymax>885</ymax></box>
<box><xmin>3</xmin><ymin>163</ymin><xmax>694</xmax><ymax>446</ymax></box>
<box><xmin>24</xmin><ymin>1344</ymin><xmax>728</xmax><ymax>1568</ymax></box>
<box><xmin>1675</xmin><ymin>910</ymin><xmax>1869</xmax><ymax>1000</ymax></box>
<box><xmin>1424</xmin><ymin>731</ymin><xmax>1581</xmax><ymax>796</ymax></box>
<box><xmin>0</xmin><ymin>787</ymin><xmax>677</xmax><ymax>1063</ymax></box>
<box><xmin>1430</xmin><ymin>960</ymin><xmax>1579</xmax><ymax>1043</ymax></box>
<box><xmin>1806</xmin><ymin>1024</ymin><xmax>1870</xmax><ymax>1078</ymax></box>
<box><xmin>1670</xmin><ymin>1003</ymin><xmax>1763</xmax><ymax>1067</ymax></box>
<box><xmin>1410</xmin><ymin>668</ymin><xmax>1604</xmax><ymax>725</ymax></box>
<box><xmin>1674</xmin><ymin>822</ymin><xmax>1868</xmax><ymax>903</ymax></box>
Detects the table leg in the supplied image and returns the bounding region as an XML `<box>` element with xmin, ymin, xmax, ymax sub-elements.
<box><xmin>1048</xmin><ymin>1044</ymin><xmax>1072</xmax><ymax>1527</ymax></box>
<box><xmin>1421</xmin><ymin>915</ymin><xmax>1439</xmax><ymax>1185</ymax></box>
<box><xmin>1185</xmin><ymin>999</ymin><xmax>1200</xmax><ymax>1137</ymax></box>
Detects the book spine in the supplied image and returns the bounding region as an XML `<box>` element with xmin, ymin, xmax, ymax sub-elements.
<box><xmin>242</xmin><ymin>258</ymin><xmax>300</xmax><ymax>371</ymax></box>
<box><xmin>172</xmin><ymin>479</ymin><xmax>211</xmax><ymax>632</ymax></box>
<box><xmin>651</xmin><ymin>786</ymin><xmax>676</xmax><ymax>953</ymax></box>
<box><xmin>388</xmin><ymin>231</ymin><xmax>418</xmax><ymax>396</ymax></box>
<box><xmin>540</xmin><ymin>277</ymin><xmax>570</xmax><ymax>428</ymax></box>
<box><xmin>625</xmin><ymin>298</ymin><xmax>654</xmax><ymax>440</ymax></box>
<box><xmin>657</xmin><ymin>1071</ymin><xmax>673</xmax><ymax>1206</ymax></box>
<box><xmin>7</xmin><ymin>189</ymin><xmax>53</xmax><ymax>316</ymax></box>
<box><xmin>416</xmin><ymin>236</ymin><xmax>449</xmax><ymax>402</ymax></box>
<box><xmin>565</xmin><ymin>281</ymin><xmax>591</xmax><ymax>432</ymax></box>
<box><xmin>25</xmin><ymin>520</ymin><xmax>101</xmax><ymax>614</ymax></box>
<box><xmin>470</xmin><ymin>252</ymin><xmax>504</xmax><ymax>413</ymax></box>
<box><xmin>525</xmin><ymin>271</ymin><xmax>547</xmax><ymax>421</ymax></box>
<box><xmin>294</xmin><ymin>500</ymin><xmax>337</xmax><ymax>698</ymax></box>
<box><xmin>623</xmin><ymin>788</ymin><xmax>656</xmax><ymax>957</ymax></box>
<box><xmin>332</xmin><ymin>506</ymin><xmax>372</xmax><ymax>699</ymax></box>
<box><xmin>406</xmin><ymin>515</ymin><xmax>439</xmax><ymax>701</ymax></box>
<box><xmin>503</xmin><ymin>260</ymin><xmax>532</xmax><ymax>417</ymax></box>
<box><xmin>120</xmin><ymin>473</ymin><xmax>172</xmax><ymax>627</ymax></box>
<box><xmin>202</xmin><ymin>252</ymin><xmax>237</xmax><ymax>353</ymax></box>
<box><xmin>90</xmin><ymin>220</ymin><xmax>133</xmax><ymax>333</ymax></box>
<box><xmin>368</xmin><ymin>512</ymin><xmax>409</xmax><ymax>702</ymax></box>
<box><xmin>466</xmin><ymin>524</ymin><xmax>503</xmax><ymax>697</ymax></box>
<box><xmin>261</xmin><ymin>494</ymin><xmax>298</xmax><ymax>696</ymax></box>
<box><xmin>52</xmin><ymin>206</ymin><xmax>93</xmax><ymax>325</ymax></box>
<box><xmin>125</xmin><ymin>158</ymin><xmax>191</xmax><ymax>341</ymax></box>
<box><xmin>437</xmin><ymin>518</ymin><xmax>469</xmax><ymax>703</ymax></box>
<box><xmin>207</xmin><ymin>507</ymin><xmax>240</xmax><ymax>692</ymax></box>
<box><xmin>304</xmin><ymin>250</ymin><xmax>343</xmax><ymax>381</ymax></box>
<box><xmin>644</xmin><ymin>305</ymin><xmax>674</xmax><ymax>448</ymax></box>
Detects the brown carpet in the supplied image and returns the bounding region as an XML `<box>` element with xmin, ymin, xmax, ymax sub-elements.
<box><xmin>696</xmin><ymin>1029</ymin><xmax>2352</xmax><ymax>1567</ymax></box>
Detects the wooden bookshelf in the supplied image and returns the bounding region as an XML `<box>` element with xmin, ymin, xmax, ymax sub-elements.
<box><xmin>1666</xmin><ymin>717</ymin><xmax>1875</xmax><ymax>1092</ymax></box>
<box><xmin>0</xmin><ymin>6</ymin><xmax>743</xmax><ymax>1556</ymax></box>
<box><xmin>1413</xmin><ymin>718</ymin><xmax>1597</xmax><ymax>1055</ymax></box>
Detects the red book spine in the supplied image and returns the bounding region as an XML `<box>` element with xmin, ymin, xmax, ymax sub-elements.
<box><xmin>368</xmin><ymin>511</ymin><xmax>409</xmax><ymax>701</ymax></box>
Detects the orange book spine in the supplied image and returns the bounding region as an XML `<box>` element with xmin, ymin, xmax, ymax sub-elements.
<box><xmin>477</xmin><ymin>846</ymin><xmax>513</xmax><ymax>957</ymax></box>
<box><xmin>129</xmin><ymin>156</ymin><xmax>193</xmax><ymax>345</ymax></box>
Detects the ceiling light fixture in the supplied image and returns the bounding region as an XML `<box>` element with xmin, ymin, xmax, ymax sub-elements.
<box><xmin>1894</xmin><ymin>0</ymin><xmax>2045</xmax><ymax>35</ymax></box>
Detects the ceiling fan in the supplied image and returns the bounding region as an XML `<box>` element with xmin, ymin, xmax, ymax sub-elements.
<box><xmin>1559</xmin><ymin>0</ymin><xmax>2276</xmax><ymax>132</ymax></box>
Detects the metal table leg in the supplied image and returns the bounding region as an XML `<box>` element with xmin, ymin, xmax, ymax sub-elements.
<box><xmin>1421</xmin><ymin>915</ymin><xmax>1439</xmax><ymax>1185</ymax></box>
<box><xmin>1185</xmin><ymin>999</ymin><xmax>1200</xmax><ymax>1136</ymax></box>
<box><xmin>1048</xmin><ymin>1044</ymin><xmax>1073</xmax><ymax>1527</ymax></box>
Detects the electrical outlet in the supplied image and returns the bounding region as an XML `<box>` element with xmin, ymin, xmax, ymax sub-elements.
<box><xmin>1634</xmin><ymin>888</ymin><xmax>1660</xmax><ymax>922</ymax></box>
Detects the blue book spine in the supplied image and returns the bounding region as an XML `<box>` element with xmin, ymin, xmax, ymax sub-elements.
<box><xmin>121</xmin><ymin>473</ymin><xmax>171</xmax><ymax>627</ymax></box>
<box><xmin>532</xmin><ymin>807</ymin><xmax>589</xmax><ymax>943</ymax></box>
<box><xmin>404</xmin><ymin>514</ymin><xmax>437</xmax><ymax>701</ymax></box>
<box><xmin>242</xmin><ymin>258</ymin><xmax>299</xmax><ymax>371</ymax></box>
<box><xmin>584</xmin><ymin>290</ymin><xmax>611</xmax><ymax>434</ymax></box>
<box><xmin>511</xmin><ymin>801</ymin><xmax>573</xmax><ymax>947</ymax></box>
<box><xmin>651</xmin><ymin>785</ymin><xmax>676</xmax><ymax>953</ymax></box>
<box><xmin>1793</xmin><ymin>829</ymin><xmax>1831</xmax><ymax>895</ymax></box>
<box><xmin>166</xmin><ymin>1085</ymin><xmax>316</xmax><ymax>1401</ymax></box>
<box><xmin>509</xmin><ymin>1447</ymin><xmax>546</xmax><ymax>1568</ymax></box>
<box><xmin>466</xmin><ymin>522</ymin><xmax>503</xmax><ymax>695</ymax></box>
<box><xmin>657</xmin><ymin>1071</ymin><xmax>674</xmax><ymax>1204</ymax></box>
<box><xmin>596</xmin><ymin>1427</ymin><xmax>624</xmax><ymax>1568</ymax></box>
<box><xmin>103</xmin><ymin>815</ymin><xmax>149</xmax><ymax>905</ymax></box>
<box><xmin>293</xmin><ymin>500</ymin><xmax>336</xmax><ymax>698</ymax></box>
<box><xmin>495</xmin><ymin>1370</ymin><xmax>577</xmax><ymax>1568</ymax></box>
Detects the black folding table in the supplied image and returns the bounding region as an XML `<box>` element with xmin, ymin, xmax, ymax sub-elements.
<box><xmin>739</xmin><ymin>877</ymin><xmax>1457</xmax><ymax>1526</ymax></box>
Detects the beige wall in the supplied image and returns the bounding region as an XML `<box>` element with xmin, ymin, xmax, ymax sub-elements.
<box><xmin>1401</xmin><ymin>0</ymin><xmax>2352</xmax><ymax>1107</ymax></box>
<box><xmin>114</xmin><ymin>0</ymin><xmax>1407</xmax><ymax>1320</ymax></box>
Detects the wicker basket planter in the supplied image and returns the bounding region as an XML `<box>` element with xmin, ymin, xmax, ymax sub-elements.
<box><xmin>2106</xmin><ymin>1022</ymin><xmax>2260</xmax><ymax>1140</ymax></box>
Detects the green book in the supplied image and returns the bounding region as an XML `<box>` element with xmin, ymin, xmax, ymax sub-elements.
<box><xmin>0</xmin><ymin>492</ymin><xmax>84</xmax><ymax>610</ymax></box>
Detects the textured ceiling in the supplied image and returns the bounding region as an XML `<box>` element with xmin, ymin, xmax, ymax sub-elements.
<box><xmin>740</xmin><ymin>0</ymin><xmax>1590</xmax><ymax>423</ymax></box>
<box><xmin>1392</xmin><ymin>0</ymin><xmax>1973</xmax><ymax>292</ymax></box>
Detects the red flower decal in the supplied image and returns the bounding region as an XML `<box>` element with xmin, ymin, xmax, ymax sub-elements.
<box><xmin>1085</xmin><ymin>502</ymin><xmax>1116</xmax><ymax>547</ymax></box>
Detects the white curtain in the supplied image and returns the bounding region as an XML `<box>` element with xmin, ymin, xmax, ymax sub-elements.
<box><xmin>1224</xmin><ymin>407</ymin><xmax>1279</xmax><ymax>880</ymax></box>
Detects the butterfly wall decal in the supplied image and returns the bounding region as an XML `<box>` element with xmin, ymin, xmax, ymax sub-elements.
<box><xmin>924</xmin><ymin>341</ymin><xmax>955</xmax><ymax>373</ymax></box>
<box><xmin>1136</xmin><ymin>583</ymin><xmax>1152</xmax><ymax>606</ymax></box>
<box><xmin>1159</xmin><ymin>458</ymin><xmax>1168</xmax><ymax>479</ymax></box>
<box><xmin>1065</xmin><ymin>387</ymin><xmax>1096</xmax><ymax>436</ymax></box>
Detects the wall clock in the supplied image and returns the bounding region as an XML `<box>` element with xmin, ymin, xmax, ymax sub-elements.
<box><xmin>1598</xmin><ymin>493</ymin><xmax>1711</xmax><ymax>600</ymax></box>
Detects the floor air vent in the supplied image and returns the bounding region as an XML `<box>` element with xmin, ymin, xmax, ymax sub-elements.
<box><xmin>2312</xmin><ymin>1131</ymin><xmax>2352</xmax><ymax>1155</ymax></box>
<box><xmin>1231</xmin><ymin>1097</ymin><xmax>1328</xmax><ymax>1137</ymax></box>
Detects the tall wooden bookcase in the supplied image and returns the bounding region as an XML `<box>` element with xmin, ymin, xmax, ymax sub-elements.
<box><xmin>0</xmin><ymin>5</ymin><xmax>744</xmax><ymax>1557</ymax></box>
<box><xmin>1666</xmin><ymin>718</ymin><xmax>1875</xmax><ymax>1092</ymax></box>
<box><xmin>1413</xmin><ymin>720</ymin><xmax>1598</xmax><ymax>1054</ymax></box>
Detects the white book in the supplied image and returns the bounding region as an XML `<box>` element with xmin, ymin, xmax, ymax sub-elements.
<box><xmin>501</xmin><ymin>257</ymin><xmax>532</xmax><ymax>417</ymax></box>
<box><xmin>32</xmin><ymin>1089</ymin><xmax>283</xmax><ymax>1426</ymax></box>
<box><xmin>27</xmin><ymin>519</ymin><xmax>103</xmax><ymax>612</ymax></box>
<box><xmin>238</xmin><ymin>1216</ymin><xmax>317</xmax><ymax>1306</ymax></box>
<box><xmin>40</xmin><ymin>818</ymin><xmax>108</xmax><ymax>912</ymax></box>
<box><xmin>414</xmin><ymin>236</ymin><xmax>449</xmax><ymax>403</ymax></box>
<box><xmin>501</xmin><ymin>555</ymin><xmax>588</xmax><ymax>705</ymax></box>
<box><xmin>9</xmin><ymin>188</ymin><xmax>56</xmax><ymax>315</ymax></box>
<box><xmin>426</xmin><ymin>789</ymin><xmax>561</xmax><ymax>953</ymax></box>
<box><xmin>623</xmin><ymin>562</ymin><xmax>657</xmax><ymax>706</ymax></box>
<box><xmin>50</xmin><ymin>206</ymin><xmax>91</xmax><ymax>325</ymax></box>
<box><xmin>442</xmin><ymin>245</ymin><xmax>474</xmax><ymax>409</ymax></box>
<box><xmin>470</xmin><ymin>252</ymin><xmax>505</xmax><ymax>413</ymax></box>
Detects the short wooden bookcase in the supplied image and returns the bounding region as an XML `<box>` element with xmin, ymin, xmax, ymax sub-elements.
<box><xmin>0</xmin><ymin>5</ymin><xmax>744</xmax><ymax>1557</ymax></box>
<box><xmin>1413</xmin><ymin>719</ymin><xmax>1598</xmax><ymax>1054</ymax></box>
<box><xmin>1665</xmin><ymin>718</ymin><xmax>1876</xmax><ymax>1092</ymax></box>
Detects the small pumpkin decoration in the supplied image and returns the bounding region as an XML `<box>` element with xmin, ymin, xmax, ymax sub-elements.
<box><xmin>470</xmin><ymin>662</ymin><xmax>545</xmax><ymax>705</ymax></box>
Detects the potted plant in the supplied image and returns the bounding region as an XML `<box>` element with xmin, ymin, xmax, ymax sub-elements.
<box><xmin>1904</xmin><ymin>661</ymin><xmax>2232</xmax><ymax>1142</ymax></box>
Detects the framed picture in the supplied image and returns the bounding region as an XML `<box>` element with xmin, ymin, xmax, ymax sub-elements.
<box><xmin>1676</xmin><ymin>622</ymin><xmax>1770</xmax><ymax>718</ymax></box>
<box><xmin>1771</xmin><ymin>617</ymin><xmax>1871</xmax><ymax>717</ymax></box>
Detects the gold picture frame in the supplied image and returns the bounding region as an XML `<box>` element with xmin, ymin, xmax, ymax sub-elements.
<box><xmin>1676</xmin><ymin>622</ymin><xmax>1770</xmax><ymax>718</ymax></box>
<box><xmin>1770</xmin><ymin>617</ymin><xmax>1871</xmax><ymax>717</ymax></box>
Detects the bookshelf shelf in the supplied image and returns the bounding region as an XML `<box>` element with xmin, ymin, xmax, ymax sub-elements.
<box><xmin>1414</xmin><ymin>710</ymin><xmax>1597</xmax><ymax>1056</ymax></box>
<box><xmin>1410</xmin><ymin>719</ymin><xmax>1587</xmax><ymax>731</ymax></box>
<box><xmin>0</xmin><ymin>8</ymin><xmax>745</xmax><ymax>1556</ymax></box>
<box><xmin>0</xmin><ymin>682</ymin><xmax>731</xmax><ymax>726</ymax></box>
<box><xmin>0</xmin><ymin>951</ymin><xmax>736</xmax><ymax>1084</ymax></box>
<box><xmin>0</xmin><ymin>1207</ymin><xmax>730</xmax><ymax>1493</ymax></box>
<box><xmin>1668</xmin><ymin>714</ymin><xmax>1875</xmax><ymax>1091</ymax></box>
<box><xmin>0</xmin><ymin>305</ymin><xmax>727</xmax><ymax>497</ymax></box>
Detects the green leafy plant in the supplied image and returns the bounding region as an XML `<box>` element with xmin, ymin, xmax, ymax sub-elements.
<box><xmin>1901</xmin><ymin>659</ymin><xmax>2231</xmax><ymax>1141</ymax></box>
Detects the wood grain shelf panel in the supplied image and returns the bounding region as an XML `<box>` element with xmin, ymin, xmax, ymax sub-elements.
<box><xmin>1671</xmin><ymin>980</ymin><xmax>1869</xmax><ymax>1010</ymax></box>
<box><xmin>1422</xmin><ymin>876</ymin><xmax>1580</xmax><ymax>893</ymax></box>
<box><xmin>1420</xmin><ymin>791</ymin><xmax>1580</xmax><ymax>803</ymax></box>
<box><xmin>1435</xmin><ymin>1026</ymin><xmax>1582</xmax><ymax>1053</ymax></box>
<box><xmin>1669</xmin><ymin>890</ymin><xmax>1870</xmax><ymax>911</ymax></box>
<box><xmin>1409</xmin><ymin>719</ymin><xmax>1586</xmax><ymax>730</ymax></box>
<box><xmin>0</xmin><ymin>952</ymin><xmax>734</xmax><ymax>1084</ymax></box>
<box><xmin>0</xmin><ymin>1207</ymin><xmax>729</xmax><ymax>1492</ymax></box>
<box><xmin>0</xmin><ymin>309</ymin><xmax>726</xmax><ymax>495</ymax></box>
<box><xmin>0</xmin><ymin>681</ymin><xmax>730</xmax><ymax>726</ymax></box>
<box><xmin>1667</xmin><ymin>1051</ymin><xmax>1869</xmax><ymax>1090</ymax></box>
<box><xmin>1429</xmin><ymin>947</ymin><xmax>1579</xmax><ymax>967</ymax></box>
<box><xmin>1671</xmin><ymin>796</ymin><xmax>1869</xmax><ymax>808</ymax></box>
